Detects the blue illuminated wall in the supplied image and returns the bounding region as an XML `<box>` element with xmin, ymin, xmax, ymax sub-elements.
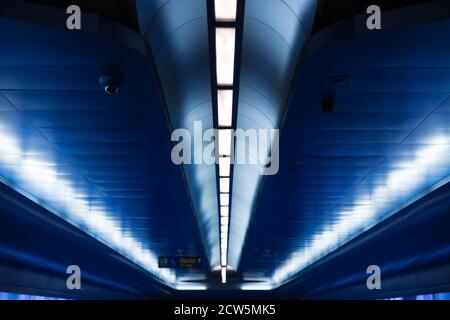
<box><xmin>0</xmin><ymin>292</ymin><xmax>63</xmax><ymax>300</ymax></box>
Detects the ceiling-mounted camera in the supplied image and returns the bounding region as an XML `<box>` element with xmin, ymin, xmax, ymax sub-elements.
<box><xmin>99</xmin><ymin>74</ymin><xmax>124</xmax><ymax>95</ymax></box>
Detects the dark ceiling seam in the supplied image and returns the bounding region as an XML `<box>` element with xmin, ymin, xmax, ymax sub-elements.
<box><xmin>240</xmin><ymin>65</ymin><xmax>288</xmax><ymax>100</ymax></box>
<box><xmin>244</xmin><ymin>16</ymin><xmax>304</xmax><ymax>53</ymax></box>
<box><xmin>280</xmin><ymin>0</ymin><xmax>311</xmax><ymax>33</ymax></box>
<box><xmin>147</xmin><ymin>16</ymin><xmax>206</xmax><ymax>58</ymax></box>
<box><xmin>165</xmin><ymin>66</ymin><xmax>210</xmax><ymax>104</ymax></box>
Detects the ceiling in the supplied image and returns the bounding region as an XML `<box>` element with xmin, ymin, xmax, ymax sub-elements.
<box><xmin>0</xmin><ymin>0</ymin><xmax>450</xmax><ymax>298</ymax></box>
<box><xmin>0</xmin><ymin>0</ymin><xmax>206</xmax><ymax>290</ymax></box>
<box><xmin>240</xmin><ymin>0</ymin><xmax>450</xmax><ymax>289</ymax></box>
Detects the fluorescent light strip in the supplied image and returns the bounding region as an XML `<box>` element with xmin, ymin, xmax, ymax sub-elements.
<box><xmin>221</xmin><ymin>266</ymin><xmax>227</xmax><ymax>284</ymax></box>
<box><xmin>218</xmin><ymin>129</ymin><xmax>232</xmax><ymax>156</ymax></box>
<box><xmin>220</xmin><ymin>177</ymin><xmax>230</xmax><ymax>193</ymax></box>
<box><xmin>220</xmin><ymin>225</ymin><xmax>228</xmax><ymax>233</ymax></box>
<box><xmin>272</xmin><ymin>137</ymin><xmax>450</xmax><ymax>287</ymax></box>
<box><xmin>221</xmin><ymin>216</ymin><xmax>229</xmax><ymax>225</ymax></box>
<box><xmin>215</xmin><ymin>0</ymin><xmax>237</xmax><ymax>22</ymax></box>
<box><xmin>215</xmin><ymin>28</ymin><xmax>236</xmax><ymax>86</ymax></box>
<box><xmin>220</xmin><ymin>193</ymin><xmax>229</xmax><ymax>206</ymax></box>
<box><xmin>217</xmin><ymin>90</ymin><xmax>233</xmax><ymax>127</ymax></box>
<box><xmin>220</xmin><ymin>206</ymin><xmax>229</xmax><ymax>217</ymax></box>
<box><xmin>241</xmin><ymin>283</ymin><xmax>273</xmax><ymax>291</ymax></box>
<box><xmin>214</xmin><ymin>7</ymin><xmax>238</xmax><ymax>285</ymax></box>
<box><xmin>219</xmin><ymin>156</ymin><xmax>231</xmax><ymax>177</ymax></box>
<box><xmin>176</xmin><ymin>283</ymin><xmax>208</xmax><ymax>291</ymax></box>
<box><xmin>0</xmin><ymin>129</ymin><xmax>176</xmax><ymax>287</ymax></box>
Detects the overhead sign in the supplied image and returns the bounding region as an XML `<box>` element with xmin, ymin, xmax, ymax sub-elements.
<box><xmin>158</xmin><ymin>256</ymin><xmax>203</xmax><ymax>269</ymax></box>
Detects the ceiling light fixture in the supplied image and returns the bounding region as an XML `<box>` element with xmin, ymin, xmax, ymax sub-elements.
<box><xmin>220</xmin><ymin>206</ymin><xmax>229</xmax><ymax>217</ymax></box>
<box><xmin>217</xmin><ymin>89</ymin><xmax>233</xmax><ymax>127</ymax></box>
<box><xmin>215</xmin><ymin>27</ymin><xmax>236</xmax><ymax>86</ymax></box>
<box><xmin>218</xmin><ymin>129</ymin><xmax>232</xmax><ymax>156</ymax></box>
<box><xmin>210</xmin><ymin>0</ymin><xmax>242</xmax><ymax>286</ymax></box>
<box><xmin>220</xmin><ymin>193</ymin><xmax>229</xmax><ymax>206</ymax></box>
<box><xmin>220</xmin><ymin>177</ymin><xmax>230</xmax><ymax>193</ymax></box>
<box><xmin>221</xmin><ymin>266</ymin><xmax>227</xmax><ymax>284</ymax></box>
<box><xmin>214</xmin><ymin>0</ymin><xmax>237</xmax><ymax>22</ymax></box>
<box><xmin>219</xmin><ymin>156</ymin><xmax>231</xmax><ymax>177</ymax></box>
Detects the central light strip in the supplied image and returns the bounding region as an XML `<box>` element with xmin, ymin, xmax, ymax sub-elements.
<box><xmin>210</xmin><ymin>0</ymin><xmax>240</xmax><ymax>284</ymax></box>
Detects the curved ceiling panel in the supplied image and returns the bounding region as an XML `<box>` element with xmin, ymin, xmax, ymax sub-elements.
<box><xmin>228</xmin><ymin>0</ymin><xmax>317</xmax><ymax>271</ymax></box>
<box><xmin>136</xmin><ymin>0</ymin><xmax>219</xmax><ymax>269</ymax></box>
<box><xmin>0</xmin><ymin>1</ymin><xmax>208</xmax><ymax>290</ymax></box>
<box><xmin>239</xmin><ymin>3</ymin><xmax>450</xmax><ymax>289</ymax></box>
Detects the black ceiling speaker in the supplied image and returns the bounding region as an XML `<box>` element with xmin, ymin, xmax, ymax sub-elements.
<box><xmin>328</xmin><ymin>75</ymin><xmax>354</xmax><ymax>86</ymax></box>
<box><xmin>321</xmin><ymin>75</ymin><xmax>354</xmax><ymax>112</ymax></box>
<box><xmin>321</xmin><ymin>90</ymin><xmax>335</xmax><ymax>112</ymax></box>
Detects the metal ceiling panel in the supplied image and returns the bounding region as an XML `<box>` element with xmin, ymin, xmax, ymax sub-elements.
<box><xmin>136</xmin><ymin>0</ymin><xmax>219</xmax><ymax>271</ymax></box>
<box><xmin>0</xmin><ymin>1</ymin><xmax>206</xmax><ymax>289</ymax></box>
<box><xmin>228</xmin><ymin>0</ymin><xmax>317</xmax><ymax>272</ymax></box>
<box><xmin>239</xmin><ymin>6</ymin><xmax>450</xmax><ymax>288</ymax></box>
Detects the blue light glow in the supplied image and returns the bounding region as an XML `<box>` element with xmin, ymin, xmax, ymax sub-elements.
<box><xmin>0</xmin><ymin>291</ymin><xmax>63</xmax><ymax>300</ymax></box>
<box><xmin>240</xmin><ymin>282</ymin><xmax>273</xmax><ymax>291</ymax></box>
<box><xmin>0</xmin><ymin>127</ymin><xmax>176</xmax><ymax>287</ymax></box>
<box><xmin>175</xmin><ymin>283</ymin><xmax>208</xmax><ymax>291</ymax></box>
<box><xmin>272</xmin><ymin>135</ymin><xmax>450</xmax><ymax>287</ymax></box>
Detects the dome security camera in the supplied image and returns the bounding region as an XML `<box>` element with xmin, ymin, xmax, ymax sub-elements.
<box><xmin>99</xmin><ymin>74</ymin><xmax>124</xmax><ymax>95</ymax></box>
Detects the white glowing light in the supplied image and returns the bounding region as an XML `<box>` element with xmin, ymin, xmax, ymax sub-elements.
<box><xmin>218</xmin><ymin>129</ymin><xmax>232</xmax><ymax>156</ymax></box>
<box><xmin>214</xmin><ymin>0</ymin><xmax>237</xmax><ymax>21</ymax></box>
<box><xmin>221</xmin><ymin>216</ymin><xmax>229</xmax><ymax>226</ymax></box>
<box><xmin>220</xmin><ymin>193</ymin><xmax>229</xmax><ymax>206</ymax></box>
<box><xmin>220</xmin><ymin>177</ymin><xmax>230</xmax><ymax>193</ymax></box>
<box><xmin>0</xmin><ymin>129</ymin><xmax>176</xmax><ymax>287</ymax></box>
<box><xmin>217</xmin><ymin>90</ymin><xmax>233</xmax><ymax>127</ymax></box>
<box><xmin>214</xmin><ymin>7</ymin><xmax>237</xmax><ymax>286</ymax></box>
<box><xmin>176</xmin><ymin>284</ymin><xmax>208</xmax><ymax>290</ymax></box>
<box><xmin>240</xmin><ymin>283</ymin><xmax>273</xmax><ymax>291</ymax></box>
<box><xmin>221</xmin><ymin>224</ymin><xmax>228</xmax><ymax>233</ymax></box>
<box><xmin>221</xmin><ymin>266</ymin><xmax>227</xmax><ymax>284</ymax></box>
<box><xmin>221</xmin><ymin>206</ymin><xmax>229</xmax><ymax>217</ymax></box>
<box><xmin>216</xmin><ymin>28</ymin><xmax>236</xmax><ymax>85</ymax></box>
<box><xmin>272</xmin><ymin>137</ymin><xmax>450</xmax><ymax>287</ymax></box>
<box><xmin>219</xmin><ymin>156</ymin><xmax>231</xmax><ymax>177</ymax></box>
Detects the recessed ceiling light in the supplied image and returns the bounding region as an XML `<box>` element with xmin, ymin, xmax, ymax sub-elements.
<box><xmin>220</xmin><ymin>177</ymin><xmax>230</xmax><ymax>193</ymax></box>
<box><xmin>221</xmin><ymin>216</ymin><xmax>229</xmax><ymax>225</ymax></box>
<box><xmin>215</xmin><ymin>0</ymin><xmax>237</xmax><ymax>22</ymax></box>
<box><xmin>218</xmin><ymin>129</ymin><xmax>232</xmax><ymax>156</ymax></box>
<box><xmin>221</xmin><ymin>266</ymin><xmax>227</xmax><ymax>284</ymax></box>
<box><xmin>220</xmin><ymin>206</ymin><xmax>229</xmax><ymax>217</ymax></box>
<box><xmin>220</xmin><ymin>193</ymin><xmax>229</xmax><ymax>206</ymax></box>
<box><xmin>217</xmin><ymin>90</ymin><xmax>233</xmax><ymax>127</ymax></box>
<box><xmin>216</xmin><ymin>28</ymin><xmax>236</xmax><ymax>86</ymax></box>
<box><xmin>219</xmin><ymin>156</ymin><xmax>231</xmax><ymax>177</ymax></box>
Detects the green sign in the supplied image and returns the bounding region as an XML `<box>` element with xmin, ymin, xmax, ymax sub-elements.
<box><xmin>158</xmin><ymin>256</ymin><xmax>203</xmax><ymax>269</ymax></box>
